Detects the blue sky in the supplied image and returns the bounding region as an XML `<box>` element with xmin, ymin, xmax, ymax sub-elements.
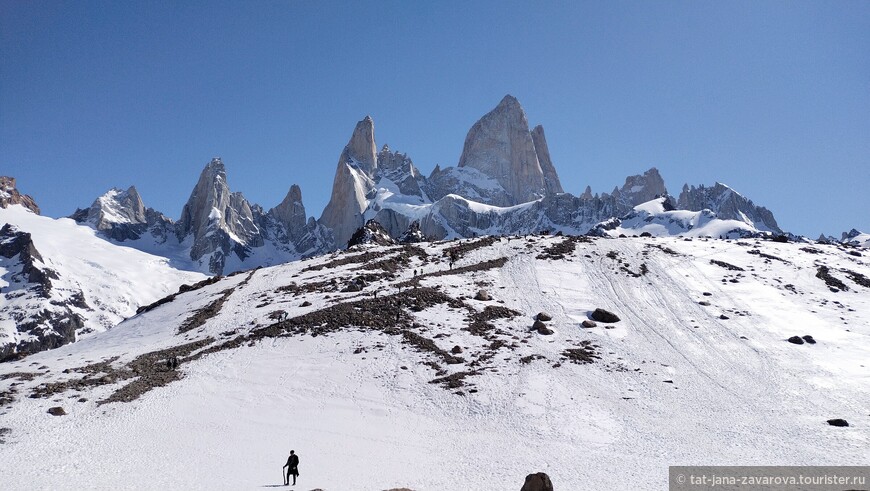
<box><xmin>2</xmin><ymin>0</ymin><xmax>868</xmax><ymax>237</ymax></box>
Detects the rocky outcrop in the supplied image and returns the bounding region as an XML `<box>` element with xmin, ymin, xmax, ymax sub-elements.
<box><xmin>677</xmin><ymin>183</ymin><xmax>781</xmax><ymax>233</ymax></box>
<box><xmin>270</xmin><ymin>185</ymin><xmax>308</xmax><ymax>240</ymax></box>
<box><xmin>398</xmin><ymin>220</ymin><xmax>426</xmax><ymax>243</ymax></box>
<box><xmin>347</xmin><ymin>219</ymin><xmax>395</xmax><ymax>248</ymax></box>
<box><xmin>0</xmin><ymin>176</ymin><xmax>40</xmax><ymax>214</ymax></box>
<box><xmin>456</xmin><ymin>95</ymin><xmax>555</xmax><ymax>205</ymax></box>
<box><xmin>320</xmin><ymin>117</ymin><xmax>379</xmax><ymax>247</ymax></box>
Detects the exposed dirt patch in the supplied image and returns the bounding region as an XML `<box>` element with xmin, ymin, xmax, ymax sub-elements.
<box><xmin>842</xmin><ymin>269</ymin><xmax>870</xmax><ymax>288</ymax></box>
<box><xmin>536</xmin><ymin>236</ymin><xmax>589</xmax><ymax>260</ymax></box>
<box><xmin>748</xmin><ymin>249</ymin><xmax>790</xmax><ymax>264</ymax></box>
<box><xmin>816</xmin><ymin>266</ymin><xmax>849</xmax><ymax>291</ymax></box>
<box><xmin>710</xmin><ymin>259</ymin><xmax>745</xmax><ymax>271</ymax></box>
<box><xmin>443</xmin><ymin>236</ymin><xmax>498</xmax><ymax>260</ymax></box>
<box><xmin>302</xmin><ymin>249</ymin><xmax>396</xmax><ymax>272</ymax></box>
<box><xmin>562</xmin><ymin>341</ymin><xmax>600</xmax><ymax>364</ymax></box>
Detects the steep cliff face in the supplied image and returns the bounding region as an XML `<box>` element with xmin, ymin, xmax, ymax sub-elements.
<box><xmin>456</xmin><ymin>95</ymin><xmax>552</xmax><ymax>205</ymax></box>
<box><xmin>530</xmin><ymin>125</ymin><xmax>564</xmax><ymax>196</ymax></box>
<box><xmin>319</xmin><ymin>117</ymin><xmax>379</xmax><ymax>247</ymax></box>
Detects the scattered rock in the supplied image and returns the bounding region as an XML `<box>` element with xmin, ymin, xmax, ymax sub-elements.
<box><xmin>698</xmin><ymin>301</ymin><xmax>711</xmax><ymax>306</ymax></box>
<box><xmin>532</xmin><ymin>320</ymin><xmax>547</xmax><ymax>331</ymax></box>
<box><xmin>521</xmin><ymin>472</ymin><xmax>554</xmax><ymax>491</ymax></box>
<box><xmin>802</xmin><ymin>335</ymin><xmax>816</xmax><ymax>344</ymax></box>
<box><xmin>47</xmin><ymin>406</ymin><xmax>66</xmax><ymax>416</ymax></box>
<box><xmin>474</xmin><ymin>289</ymin><xmax>491</xmax><ymax>301</ymax></box>
<box><xmin>300</xmin><ymin>300</ymin><xmax>312</xmax><ymax>307</ymax></box>
<box><xmin>604</xmin><ymin>325</ymin><xmax>615</xmax><ymax>329</ymax></box>
<box><xmin>581</xmin><ymin>320</ymin><xmax>597</xmax><ymax>328</ymax></box>
<box><xmin>702</xmin><ymin>292</ymin><xmax>712</xmax><ymax>296</ymax></box>
<box><xmin>535</xmin><ymin>312</ymin><xmax>552</xmax><ymax>322</ymax></box>
<box><xmin>826</xmin><ymin>418</ymin><xmax>849</xmax><ymax>427</ymax></box>
<box><xmin>787</xmin><ymin>336</ymin><xmax>805</xmax><ymax>345</ymax></box>
<box><xmin>536</xmin><ymin>325</ymin><xmax>554</xmax><ymax>335</ymax></box>
<box><xmin>591</xmin><ymin>308</ymin><xmax>620</xmax><ymax>323</ymax></box>
<box><xmin>719</xmin><ymin>314</ymin><xmax>729</xmax><ymax>320</ymax></box>
<box><xmin>450</xmin><ymin>345</ymin><xmax>463</xmax><ymax>354</ymax></box>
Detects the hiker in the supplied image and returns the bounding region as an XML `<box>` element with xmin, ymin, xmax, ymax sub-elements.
<box><xmin>283</xmin><ymin>450</ymin><xmax>299</xmax><ymax>486</ymax></box>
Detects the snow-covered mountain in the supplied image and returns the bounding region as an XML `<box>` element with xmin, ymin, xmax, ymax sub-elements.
<box><xmin>0</xmin><ymin>202</ymin><xmax>205</xmax><ymax>360</ymax></box>
<box><xmin>316</xmin><ymin>95</ymin><xmax>783</xmax><ymax>247</ymax></box>
<box><xmin>590</xmin><ymin>196</ymin><xmax>775</xmax><ymax>239</ymax></box>
<box><xmin>1</xmin><ymin>234</ymin><xmax>866</xmax><ymax>489</ymax></box>
<box><xmin>71</xmin><ymin>159</ymin><xmax>333</xmax><ymax>275</ymax></box>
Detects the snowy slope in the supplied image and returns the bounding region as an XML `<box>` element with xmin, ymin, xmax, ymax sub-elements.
<box><xmin>0</xmin><ymin>205</ymin><xmax>206</xmax><ymax>355</ymax></box>
<box><xmin>596</xmin><ymin>197</ymin><xmax>766</xmax><ymax>238</ymax></box>
<box><xmin>0</xmin><ymin>235</ymin><xmax>867</xmax><ymax>490</ymax></box>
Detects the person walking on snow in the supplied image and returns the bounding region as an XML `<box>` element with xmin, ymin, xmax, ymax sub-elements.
<box><xmin>283</xmin><ymin>450</ymin><xmax>299</xmax><ymax>486</ymax></box>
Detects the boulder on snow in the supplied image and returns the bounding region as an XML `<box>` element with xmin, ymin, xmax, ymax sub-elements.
<box><xmin>581</xmin><ymin>320</ymin><xmax>597</xmax><ymax>328</ymax></box>
<box><xmin>826</xmin><ymin>418</ymin><xmax>849</xmax><ymax>427</ymax></box>
<box><xmin>535</xmin><ymin>312</ymin><xmax>552</xmax><ymax>322</ymax></box>
<box><xmin>787</xmin><ymin>336</ymin><xmax>805</xmax><ymax>345</ymax></box>
<box><xmin>591</xmin><ymin>308</ymin><xmax>620</xmax><ymax>323</ymax></box>
<box><xmin>521</xmin><ymin>472</ymin><xmax>554</xmax><ymax>491</ymax></box>
<box><xmin>451</xmin><ymin>345</ymin><xmax>463</xmax><ymax>354</ymax></box>
<box><xmin>474</xmin><ymin>290</ymin><xmax>491</xmax><ymax>301</ymax></box>
<box><xmin>802</xmin><ymin>335</ymin><xmax>816</xmax><ymax>344</ymax></box>
<box><xmin>47</xmin><ymin>406</ymin><xmax>66</xmax><ymax>416</ymax></box>
<box><xmin>536</xmin><ymin>325</ymin><xmax>554</xmax><ymax>335</ymax></box>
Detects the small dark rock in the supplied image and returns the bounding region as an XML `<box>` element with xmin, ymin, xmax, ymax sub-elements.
<box><xmin>698</xmin><ymin>301</ymin><xmax>711</xmax><ymax>306</ymax></box>
<box><xmin>581</xmin><ymin>320</ymin><xmax>597</xmax><ymax>328</ymax></box>
<box><xmin>451</xmin><ymin>345</ymin><xmax>463</xmax><ymax>354</ymax></box>
<box><xmin>535</xmin><ymin>312</ymin><xmax>553</xmax><ymax>322</ymax></box>
<box><xmin>532</xmin><ymin>320</ymin><xmax>547</xmax><ymax>331</ymax></box>
<box><xmin>474</xmin><ymin>289</ymin><xmax>491</xmax><ymax>301</ymax></box>
<box><xmin>536</xmin><ymin>326</ymin><xmax>554</xmax><ymax>335</ymax></box>
<box><xmin>802</xmin><ymin>335</ymin><xmax>816</xmax><ymax>344</ymax></box>
<box><xmin>300</xmin><ymin>301</ymin><xmax>312</xmax><ymax>307</ymax></box>
<box><xmin>719</xmin><ymin>314</ymin><xmax>729</xmax><ymax>320</ymax></box>
<box><xmin>702</xmin><ymin>292</ymin><xmax>712</xmax><ymax>296</ymax></box>
<box><xmin>47</xmin><ymin>406</ymin><xmax>66</xmax><ymax>416</ymax></box>
<box><xmin>787</xmin><ymin>336</ymin><xmax>805</xmax><ymax>345</ymax></box>
<box><xmin>604</xmin><ymin>325</ymin><xmax>615</xmax><ymax>329</ymax></box>
<box><xmin>521</xmin><ymin>472</ymin><xmax>554</xmax><ymax>491</ymax></box>
<box><xmin>826</xmin><ymin>418</ymin><xmax>849</xmax><ymax>427</ymax></box>
<box><xmin>591</xmin><ymin>308</ymin><xmax>620</xmax><ymax>323</ymax></box>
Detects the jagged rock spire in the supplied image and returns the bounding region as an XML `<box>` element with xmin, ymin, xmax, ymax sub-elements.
<box><xmin>531</xmin><ymin>125</ymin><xmax>563</xmax><ymax>195</ymax></box>
<box><xmin>176</xmin><ymin>158</ymin><xmax>262</xmax><ymax>273</ymax></box>
<box><xmin>457</xmin><ymin>95</ymin><xmax>560</xmax><ymax>205</ymax></box>
<box><xmin>320</xmin><ymin>117</ymin><xmax>379</xmax><ymax>247</ymax></box>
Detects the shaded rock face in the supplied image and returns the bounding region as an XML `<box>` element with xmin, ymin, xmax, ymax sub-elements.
<box><xmin>270</xmin><ymin>184</ymin><xmax>308</xmax><ymax>241</ymax></box>
<box><xmin>320</xmin><ymin>117</ymin><xmax>379</xmax><ymax>247</ymax></box>
<box><xmin>456</xmin><ymin>95</ymin><xmax>554</xmax><ymax>205</ymax></box>
<box><xmin>591</xmin><ymin>308</ymin><xmax>620</xmax><ymax>323</ymax></box>
<box><xmin>0</xmin><ymin>224</ymin><xmax>54</xmax><ymax>296</ymax></box>
<box><xmin>0</xmin><ymin>176</ymin><xmax>40</xmax><ymax>214</ymax></box>
<box><xmin>618</xmin><ymin>167</ymin><xmax>668</xmax><ymax>207</ymax></box>
<box><xmin>0</xmin><ymin>225</ymin><xmax>84</xmax><ymax>361</ymax></box>
<box><xmin>677</xmin><ymin>182</ymin><xmax>781</xmax><ymax>233</ymax></box>
<box><xmin>521</xmin><ymin>472</ymin><xmax>554</xmax><ymax>491</ymax></box>
<box><xmin>377</xmin><ymin>145</ymin><xmax>426</xmax><ymax>199</ymax></box>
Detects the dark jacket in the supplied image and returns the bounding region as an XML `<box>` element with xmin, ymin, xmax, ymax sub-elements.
<box><xmin>285</xmin><ymin>455</ymin><xmax>299</xmax><ymax>475</ymax></box>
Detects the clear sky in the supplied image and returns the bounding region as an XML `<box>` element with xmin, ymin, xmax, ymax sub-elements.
<box><xmin>2</xmin><ymin>0</ymin><xmax>868</xmax><ymax>238</ymax></box>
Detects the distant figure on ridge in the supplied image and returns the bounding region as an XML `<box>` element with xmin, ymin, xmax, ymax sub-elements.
<box><xmin>283</xmin><ymin>449</ymin><xmax>299</xmax><ymax>486</ymax></box>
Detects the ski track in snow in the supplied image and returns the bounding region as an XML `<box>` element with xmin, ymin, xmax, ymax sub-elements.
<box><xmin>0</xmin><ymin>235</ymin><xmax>868</xmax><ymax>490</ymax></box>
